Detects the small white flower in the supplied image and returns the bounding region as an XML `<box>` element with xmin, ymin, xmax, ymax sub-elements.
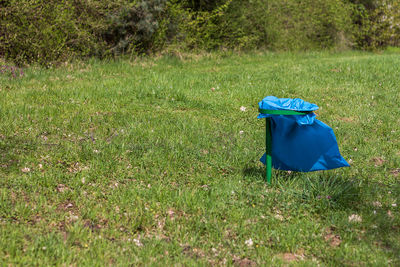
<box><xmin>21</xmin><ymin>167</ymin><xmax>30</xmax><ymax>173</ymax></box>
<box><xmin>239</xmin><ymin>130</ymin><xmax>244</xmax><ymax>135</ymax></box>
<box><xmin>372</xmin><ymin>201</ymin><xmax>382</xmax><ymax>207</ymax></box>
<box><xmin>392</xmin><ymin>203</ymin><xmax>397</xmax><ymax>207</ymax></box>
<box><xmin>133</xmin><ymin>238</ymin><xmax>143</xmax><ymax>247</ymax></box>
<box><xmin>69</xmin><ymin>215</ymin><xmax>79</xmax><ymax>221</ymax></box>
<box><xmin>348</xmin><ymin>214</ymin><xmax>362</xmax><ymax>222</ymax></box>
<box><xmin>240</xmin><ymin>106</ymin><xmax>247</xmax><ymax>112</ymax></box>
<box><xmin>245</xmin><ymin>238</ymin><xmax>253</xmax><ymax>247</ymax></box>
<box><xmin>388</xmin><ymin>210</ymin><xmax>394</xmax><ymax>218</ymax></box>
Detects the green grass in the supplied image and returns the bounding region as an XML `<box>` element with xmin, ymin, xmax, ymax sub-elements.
<box><xmin>1</xmin><ymin>50</ymin><xmax>400</xmax><ymax>266</ymax></box>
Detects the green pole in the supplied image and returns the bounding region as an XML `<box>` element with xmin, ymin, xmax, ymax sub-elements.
<box><xmin>266</xmin><ymin>118</ymin><xmax>272</xmax><ymax>183</ymax></box>
<box><xmin>259</xmin><ymin>108</ymin><xmax>309</xmax><ymax>183</ymax></box>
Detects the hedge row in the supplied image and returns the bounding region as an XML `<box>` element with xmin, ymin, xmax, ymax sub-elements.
<box><xmin>1</xmin><ymin>0</ymin><xmax>399</xmax><ymax>65</ymax></box>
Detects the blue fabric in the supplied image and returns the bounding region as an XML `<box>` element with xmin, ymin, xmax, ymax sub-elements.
<box><xmin>259</xmin><ymin>96</ymin><xmax>349</xmax><ymax>172</ymax></box>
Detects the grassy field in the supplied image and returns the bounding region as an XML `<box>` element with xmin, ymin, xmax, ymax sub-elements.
<box><xmin>1</xmin><ymin>51</ymin><xmax>400</xmax><ymax>266</ymax></box>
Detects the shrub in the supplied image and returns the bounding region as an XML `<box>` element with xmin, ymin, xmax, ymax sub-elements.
<box><xmin>104</xmin><ymin>0</ymin><xmax>168</xmax><ymax>55</ymax></box>
<box><xmin>168</xmin><ymin>0</ymin><xmax>355</xmax><ymax>51</ymax></box>
<box><xmin>0</xmin><ymin>0</ymin><xmax>104</xmax><ymax>65</ymax></box>
<box><xmin>0</xmin><ymin>0</ymin><xmax>399</xmax><ymax>65</ymax></box>
<box><xmin>171</xmin><ymin>0</ymin><xmax>233</xmax><ymax>50</ymax></box>
<box><xmin>222</xmin><ymin>0</ymin><xmax>355</xmax><ymax>50</ymax></box>
<box><xmin>352</xmin><ymin>0</ymin><xmax>400</xmax><ymax>49</ymax></box>
<box><xmin>0</xmin><ymin>0</ymin><xmax>173</xmax><ymax>65</ymax></box>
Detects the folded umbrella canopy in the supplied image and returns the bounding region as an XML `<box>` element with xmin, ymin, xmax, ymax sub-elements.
<box><xmin>258</xmin><ymin>96</ymin><xmax>349</xmax><ymax>172</ymax></box>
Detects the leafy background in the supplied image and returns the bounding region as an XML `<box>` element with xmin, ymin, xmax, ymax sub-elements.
<box><xmin>1</xmin><ymin>0</ymin><xmax>400</xmax><ymax>66</ymax></box>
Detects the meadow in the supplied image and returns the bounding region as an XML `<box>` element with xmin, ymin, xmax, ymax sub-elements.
<box><xmin>1</xmin><ymin>51</ymin><xmax>399</xmax><ymax>265</ymax></box>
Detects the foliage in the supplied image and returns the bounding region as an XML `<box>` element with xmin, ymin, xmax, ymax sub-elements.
<box><xmin>1</xmin><ymin>0</ymin><xmax>400</xmax><ymax>65</ymax></box>
<box><xmin>104</xmin><ymin>0</ymin><xmax>168</xmax><ymax>55</ymax></box>
<box><xmin>176</xmin><ymin>0</ymin><xmax>227</xmax><ymax>11</ymax></box>
<box><xmin>0</xmin><ymin>0</ymin><xmax>103</xmax><ymax>66</ymax></box>
<box><xmin>170</xmin><ymin>0</ymin><xmax>233</xmax><ymax>50</ymax></box>
<box><xmin>219</xmin><ymin>0</ymin><xmax>354</xmax><ymax>50</ymax></box>
<box><xmin>164</xmin><ymin>0</ymin><xmax>355</xmax><ymax>51</ymax></box>
<box><xmin>352</xmin><ymin>0</ymin><xmax>400</xmax><ymax>49</ymax></box>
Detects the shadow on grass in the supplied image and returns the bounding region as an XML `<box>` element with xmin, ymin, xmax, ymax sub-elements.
<box><xmin>242</xmin><ymin>165</ymin><xmax>306</xmax><ymax>182</ymax></box>
<box><xmin>242</xmin><ymin>165</ymin><xmax>265</xmax><ymax>180</ymax></box>
<box><xmin>295</xmin><ymin>173</ymin><xmax>361</xmax><ymax>211</ymax></box>
<box><xmin>242</xmin><ymin>164</ymin><xmax>361</xmax><ymax>211</ymax></box>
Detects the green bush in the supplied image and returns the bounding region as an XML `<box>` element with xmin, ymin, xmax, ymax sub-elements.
<box><xmin>269</xmin><ymin>0</ymin><xmax>354</xmax><ymax>50</ymax></box>
<box><xmin>0</xmin><ymin>0</ymin><xmax>174</xmax><ymax>65</ymax></box>
<box><xmin>104</xmin><ymin>0</ymin><xmax>168</xmax><ymax>55</ymax></box>
<box><xmin>165</xmin><ymin>0</ymin><xmax>355</xmax><ymax>51</ymax></box>
<box><xmin>170</xmin><ymin>0</ymin><xmax>233</xmax><ymax>50</ymax></box>
<box><xmin>1</xmin><ymin>0</ymin><xmax>399</xmax><ymax>65</ymax></box>
<box><xmin>352</xmin><ymin>0</ymin><xmax>400</xmax><ymax>49</ymax></box>
<box><xmin>0</xmin><ymin>0</ymin><xmax>106</xmax><ymax>65</ymax></box>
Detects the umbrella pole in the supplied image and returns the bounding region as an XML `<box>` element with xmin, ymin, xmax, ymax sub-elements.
<box><xmin>266</xmin><ymin>118</ymin><xmax>272</xmax><ymax>184</ymax></box>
